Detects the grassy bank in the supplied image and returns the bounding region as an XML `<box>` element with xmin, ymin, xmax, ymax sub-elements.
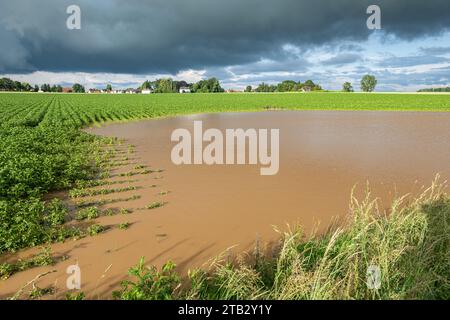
<box><xmin>113</xmin><ymin>180</ymin><xmax>449</xmax><ymax>300</ymax></box>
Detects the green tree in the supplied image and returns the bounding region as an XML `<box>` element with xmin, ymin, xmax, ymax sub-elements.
<box><xmin>191</xmin><ymin>78</ymin><xmax>224</xmax><ymax>93</ymax></box>
<box><xmin>342</xmin><ymin>82</ymin><xmax>354</xmax><ymax>92</ymax></box>
<box><xmin>22</xmin><ymin>82</ymin><xmax>32</xmax><ymax>92</ymax></box>
<box><xmin>304</xmin><ymin>80</ymin><xmax>315</xmax><ymax>88</ymax></box>
<box><xmin>360</xmin><ymin>75</ymin><xmax>377</xmax><ymax>92</ymax></box>
<box><xmin>72</xmin><ymin>83</ymin><xmax>85</xmax><ymax>93</ymax></box>
<box><xmin>245</xmin><ymin>85</ymin><xmax>252</xmax><ymax>93</ymax></box>
<box><xmin>154</xmin><ymin>78</ymin><xmax>175</xmax><ymax>93</ymax></box>
<box><xmin>141</xmin><ymin>80</ymin><xmax>152</xmax><ymax>90</ymax></box>
<box><xmin>41</xmin><ymin>84</ymin><xmax>51</xmax><ymax>92</ymax></box>
<box><xmin>255</xmin><ymin>82</ymin><xmax>271</xmax><ymax>92</ymax></box>
<box><xmin>0</xmin><ymin>78</ymin><xmax>15</xmax><ymax>91</ymax></box>
<box><xmin>14</xmin><ymin>81</ymin><xmax>22</xmax><ymax>91</ymax></box>
<box><xmin>277</xmin><ymin>80</ymin><xmax>297</xmax><ymax>92</ymax></box>
<box><xmin>106</xmin><ymin>84</ymin><xmax>113</xmax><ymax>91</ymax></box>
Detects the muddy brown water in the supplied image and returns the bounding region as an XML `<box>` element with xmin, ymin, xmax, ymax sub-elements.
<box><xmin>1</xmin><ymin>110</ymin><xmax>449</xmax><ymax>299</ymax></box>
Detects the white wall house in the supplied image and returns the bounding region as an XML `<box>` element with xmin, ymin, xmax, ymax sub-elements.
<box><xmin>179</xmin><ymin>87</ymin><xmax>191</xmax><ymax>93</ymax></box>
<box><xmin>142</xmin><ymin>89</ymin><xmax>152</xmax><ymax>94</ymax></box>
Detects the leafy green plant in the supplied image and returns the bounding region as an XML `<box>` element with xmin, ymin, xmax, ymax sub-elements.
<box><xmin>113</xmin><ymin>257</ymin><xmax>180</xmax><ymax>300</ymax></box>
<box><xmin>87</xmin><ymin>224</ymin><xmax>105</xmax><ymax>236</ymax></box>
<box><xmin>29</xmin><ymin>286</ymin><xmax>55</xmax><ymax>299</ymax></box>
<box><xmin>45</xmin><ymin>198</ymin><xmax>67</xmax><ymax>226</ymax></box>
<box><xmin>66</xmin><ymin>292</ymin><xmax>85</xmax><ymax>300</ymax></box>
<box><xmin>146</xmin><ymin>202</ymin><xmax>165</xmax><ymax>210</ymax></box>
<box><xmin>119</xmin><ymin>222</ymin><xmax>130</xmax><ymax>230</ymax></box>
<box><xmin>75</xmin><ymin>207</ymin><xmax>100</xmax><ymax>220</ymax></box>
<box><xmin>0</xmin><ymin>247</ymin><xmax>54</xmax><ymax>280</ymax></box>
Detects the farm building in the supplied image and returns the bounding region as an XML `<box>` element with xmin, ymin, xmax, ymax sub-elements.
<box><xmin>179</xmin><ymin>87</ymin><xmax>191</xmax><ymax>93</ymax></box>
<box><xmin>62</xmin><ymin>87</ymin><xmax>73</xmax><ymax>93</ymax></box>
<box><xmin>142</xmin><ymin>89</ymin><xmax>153</xmax><ymax>94</ymax></box>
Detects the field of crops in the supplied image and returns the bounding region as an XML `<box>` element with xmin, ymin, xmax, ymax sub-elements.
<box><xmin>0</xmin><ymin>91</ymin><xmax>449</xmax><ymax>253</ymax></box>
<box><xmin>1</xmin><ymin>92</ymin><xmax>450</xmax><ymax>129</ymax></box>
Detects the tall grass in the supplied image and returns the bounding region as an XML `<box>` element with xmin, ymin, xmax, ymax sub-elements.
<box><xmin>116</xmin><ymin>179</ymin><xmax>449</xmax><ymax>300</ymax></box>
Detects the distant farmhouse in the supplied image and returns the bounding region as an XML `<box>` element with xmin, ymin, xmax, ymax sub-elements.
<box><xmin>62</xmin><ymin>87</ymin><xmax>73</xmax><ymax>93</ymax></box>
<box><xmin>142</xmin><ymin>88</ymin><xmax>153</xmax><ymax>94</ymax></box>
<box><xmin>179</xmin><ymin>87</ymin><xmax>191</xmax><ymax>94</ymax></box>
<box><xmin>125</xmin><ymin>88</ymin><xmax>139</xmax><ymax>94</ymax></box>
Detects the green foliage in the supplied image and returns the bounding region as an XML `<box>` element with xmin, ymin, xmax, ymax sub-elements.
<box><xmin>0</xmin><ymin>78</ymin><xmax>34</xmax><ymax>92</ymax></box>
<box><xmin>45</xmin><ymin>198</ymin><xmax>68</xmax><ymax>226</ymax></box>
<box><xmin>113</xmin><ymin>257</ymin><xmax>180</xmax><ymax>300</ymax></box>
<box><xmin>0</xmin><ymin>198</ymin><xmax>48</xmax><ymax>252</ymax></box>
<box><xmin>342</xmin><ymin>82</ymin><xmax>354</xmax><ymax>92</ymax></box>
<box><xmin>140</xmin><ymin>80</ymin><xmax>152</xmax><ymax>90</ymax></box>
<box><xmin>70</xmin><ymin>185</ymin><xmax>137</xmax><ymax>198</ymax></box>
<box><xmin>119</xmin><ymin>222</ymin><xmax>130</xmax><ymax>230</ymax></box>
<box><xmin>191</xmin><ymin>78</ymin><xmax>224</xmax><ymax>93</ymax></box>
<box><xmin>361</xmin><ymin>75</ymin><xmax>377</xmax><ymax>92</ymax></box>
<box><xmin>153</xmin><ymin>78</ymin><xmax>176</xmax><ymax>93</ymax></box>
<box><xmin>418</xmin><ymin>87</ymin><xmax>450</xmax><ymax>92</ymax></box>
<box><xmin>255</xmin><ymin>82</ymin><xmax>277</xmax><ymax>92</ymax></box>
<box><xmin>146</xmin><ymin>202</ymin><xmax>165</xmax><ymax>210</ymax></box>
<box><xmin>75</xmin><ymin>207</ymin><xmax>100</xmax><ymax>220</ymax></box>
<box><xmin>255</xmin><ymin>80</ymin><xmax>322</xmax><ymax>92</ymax></box>
<box><xmin>0</xmin><ymin>247</ymin><xmax>53</xmax><ymax>280</ymax></box>
<box><xmin>66</xmin><ymin>292</ymin><xmax>85</xmax><ymax>300</ymax></box>
<box><xmin>72</xmin><ymin>83</ymin><xmax>85</xmax><ymax>93</ymax></box>
<box><xmin>87</xmin><ymin>224</ymin><xmax>105</xmax><ymax>236</ymax></box>
<box><xmin>0</xmin><ymin>104</ymin><xmax>106</xmax><ymax>252</ymax></box>
<box><xmin>29</xmin><ymin>286</ymin><xmax>55</xmax><ymax>299</ymax></box>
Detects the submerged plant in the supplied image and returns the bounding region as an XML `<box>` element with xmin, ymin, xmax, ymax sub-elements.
<box><xmin>119</xmin><ymin>222</ymin><xmax>130</xmax><ymax>230</ymax></box>
<box><xmin>113</xmin><ymin>257</ymin><xmax>180</xmax><ymax>300</ymax></box>
<box><xmin>87</xmin><ymin>224</ymin><xmax>105</xmax><ymax>236</ymax></box>
<box><xmin>145</xmin><ymin>202</ymin><xmax>165</xmax><ymax>210</ymax></box>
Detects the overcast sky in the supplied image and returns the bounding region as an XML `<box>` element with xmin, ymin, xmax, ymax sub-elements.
<box><xmin>1</xmin><ymin>0</ymin><xmax>450</xmax><ymax>91</ymax></box>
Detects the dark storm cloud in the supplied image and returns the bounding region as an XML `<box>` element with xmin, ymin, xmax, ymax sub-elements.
<box><xmin>0</xmin><ymin>0</ymin><xmax>449</xmax><ymax>74</ymax></box>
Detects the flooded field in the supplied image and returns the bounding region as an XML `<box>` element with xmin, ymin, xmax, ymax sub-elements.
<box><xmin>1</xmin><ymin>110</ymin><xmax>449</xmax><ymax>299</ymax></box>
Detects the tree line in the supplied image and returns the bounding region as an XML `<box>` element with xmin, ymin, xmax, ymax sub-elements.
<box><xmin>246</xmin><ymin>80</ymin><xmax>322</xmax><ymax>93</ymax></box>
<box><xmin>0</xmin><ymin>78</ymin><xmax>36</xmax><ymax>92</ymax></box>
<box><xmin>417</xmin><ymin>87</ymin><xmax>450</xmax><ymax>92</ymax></box>
<box><xmin>1</xmin><ymin>75</ymin><xmax>383</xmax><ymax>94</ymax></box>
<box><xmin>140</xmin><ymin>77</ymin><xmax>224</xmax><ymax>93</ymax></box>
<box><xmin>0</xmin><ymin>77</ymin><xmax>85</xmax><ymax>93</ymax></box>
